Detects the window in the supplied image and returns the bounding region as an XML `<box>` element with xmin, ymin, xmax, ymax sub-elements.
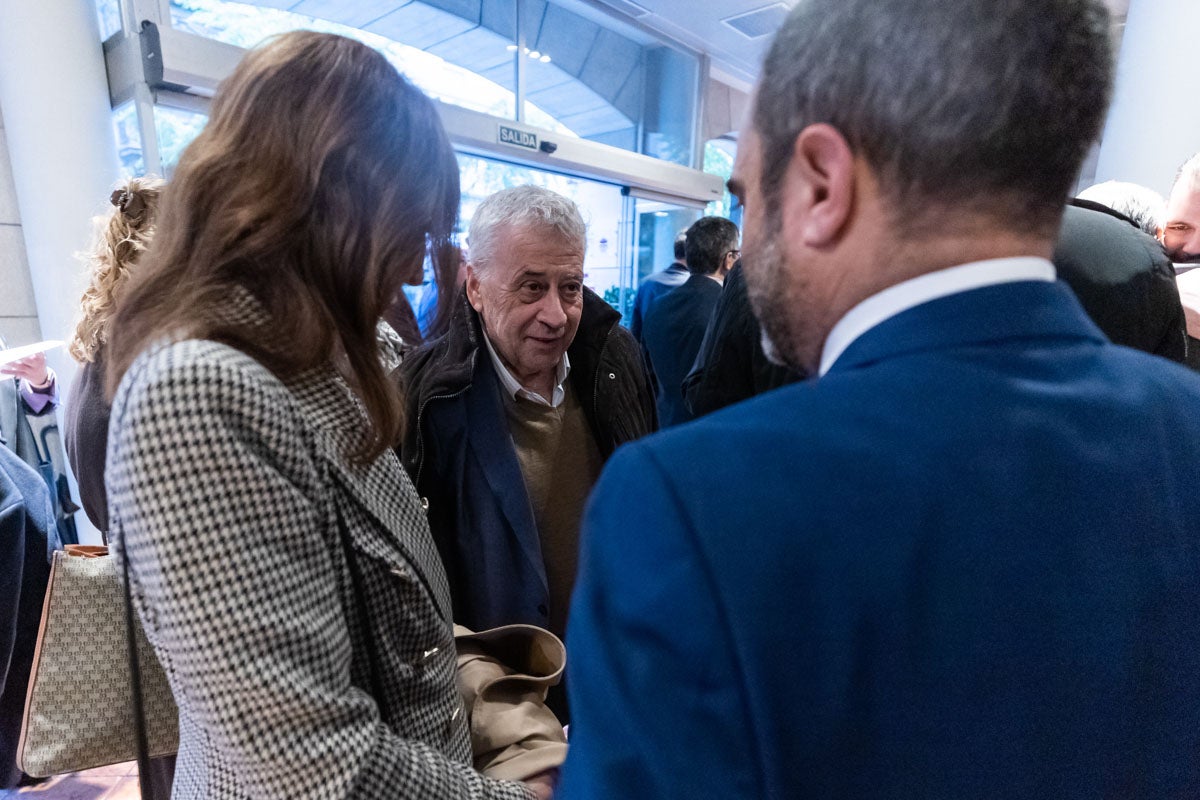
<box><xmin>155</xmin><ymin>106</ymin><xmax>208</xmax><ymax>175</ymax></box>
<box><xmin>111</xmin><ymin>101</ymin><xmax>144</xmax><ymax>178</ymax></box>
<box><xmin>95</xmin><ymin>0</ymin><xmax>121</xmax><ymax>40</ymax></box>
<box><xmin>704</xmin><ymin>138</ymin><xmax>740</xmax><ymax>223</ymax></box>
<box><xmin>168</xmin><ymin>0</ymin><xmax>698</xmax><ymax>165</ymax></box>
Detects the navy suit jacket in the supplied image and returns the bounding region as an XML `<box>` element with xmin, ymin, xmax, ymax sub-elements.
<box><xmin>642</xmin><ymin>273</ymin><xmax>723</xmax><ymax>428</ymax></box>
<box><xmin>1</xmin><ymin>446</ymin><xmax>58</xmax><ymax>787</ymax></box>
<box><xmin>561</xmin><ymin>279</ymin><xmax>1200</xmax><ymax>799</ymax></box>
<box><xmin>630</xmin><ymin>263</ymin><xmax>689</xmax><ymax>343</ymax></box>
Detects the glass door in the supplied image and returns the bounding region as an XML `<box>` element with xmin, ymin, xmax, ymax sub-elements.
<box><xmin>634</xmin><ymin>197</ymin><xmax>703</xmax><ymax>288</ymax></box>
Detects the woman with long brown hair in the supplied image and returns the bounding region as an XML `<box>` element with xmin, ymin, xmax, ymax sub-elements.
<box><xmin>105</xmin><ymin>31</ymin><xmax>543</xmax><ymax>799</ymax></box>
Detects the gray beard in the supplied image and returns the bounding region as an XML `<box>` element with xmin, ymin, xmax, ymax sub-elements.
<box><xmin>759</xmin><ymin>327</ymin><xmax>787</xmax><ymax>367</ymax></box>
<box><xmin>745</xmin><ymin>217</ymin><xmax>812</xmax><ymax>373</ymax></box>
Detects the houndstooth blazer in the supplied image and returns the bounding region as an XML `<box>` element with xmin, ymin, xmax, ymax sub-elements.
<box><xmin>107</xmin><ymin>325</ymin><xmax>534</xmax><ymax>800</ymax></box>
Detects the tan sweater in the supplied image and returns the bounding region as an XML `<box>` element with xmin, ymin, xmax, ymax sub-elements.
<box><xmin>502</xmin><ymin>383</ymin><xmax>603</xmax><ymax>639</ymax></box>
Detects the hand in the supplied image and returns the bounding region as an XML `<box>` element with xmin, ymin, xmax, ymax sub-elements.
<box><xmin>524</xmin><ymin>769</ymin><xmax>558</xmax><ymax>800</ymax></box>
<box><xmin>0</xmin><ymin>352</ymin><xmax>50</xmax><ymax>387</ymax></box>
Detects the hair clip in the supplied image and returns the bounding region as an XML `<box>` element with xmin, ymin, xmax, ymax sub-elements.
<box><xmin>110</xmin><ymin>187</ymin><xmax>147</xmax><ymax>221</ymax></box>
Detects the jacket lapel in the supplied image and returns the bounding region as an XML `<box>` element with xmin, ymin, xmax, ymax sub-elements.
<box><xmin>463</xmin><ymin>360</ymin><xmax>549</xmax><ymax>593</ymax></box>
<box><xmin>826</xmin><ymin>280</ymin><xmax>1108</xmax><ymax>377</ymax></box>
<box><xmin>293</xmin><ymin>367</ymin><xmax>454</xmax><ymax>621</ymax></box>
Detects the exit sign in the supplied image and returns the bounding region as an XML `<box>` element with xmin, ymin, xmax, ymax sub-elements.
<box><xmin>499</xmin><ymin>125</ymin><xmax>538</xmax><ymax>150</ymax></box>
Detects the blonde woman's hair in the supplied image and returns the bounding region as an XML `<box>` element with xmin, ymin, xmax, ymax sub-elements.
<box><xmin>69</xmin><ymin>177</ymin><xmax>164</xmax><ymax>363</ymax></box>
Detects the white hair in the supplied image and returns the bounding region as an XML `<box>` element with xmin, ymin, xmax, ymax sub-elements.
<box><xmin>1077</xmin><ymin>180</ymin><xmax>1166</xmax><ymax>237</ymax></box>
<box><xmin>467</xmin><ymin>185</ymin><xmax>586</xmax><ymax>275</ymax></box>
<box><xmin>1176</xmin><ymin>152</ymin><xmax>1200</xmax><ymax>192</ymax></box>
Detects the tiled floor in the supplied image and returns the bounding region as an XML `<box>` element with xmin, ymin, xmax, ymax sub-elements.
<box><xmin>1</xmin><ymin>762</ymin><xmax>139</xmax><ymax>799</ymax></box>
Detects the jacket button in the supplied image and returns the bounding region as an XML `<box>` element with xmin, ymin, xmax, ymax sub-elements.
<box><xmin>608</xmin><ymin>372</ymin><xmax>616</xmax><ymax>380</ymax></box>
<box><xmin>420</xmin><ymin>496</ymin><xmax>430</xmax><ymax>511</ymax></box>
<box><xmin>422</xmin><ymin>646</ymin><xmax>440</xmax><ymax>661</ymax></box>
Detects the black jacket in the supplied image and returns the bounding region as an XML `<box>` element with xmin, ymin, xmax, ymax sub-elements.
<box><xmin>1055</xmin><ymin>200</ymin><xmax>1187</xmax><ymax>363</ymax></box>
<box><xmin>683</xmin><ymin>262</ymin><xmax>802</xmax><ymax>418</ymax></box>
<box><xmin>396</xmin><ymin>287</ymin><xmax>656</xmax><ymax>633</ymax></box>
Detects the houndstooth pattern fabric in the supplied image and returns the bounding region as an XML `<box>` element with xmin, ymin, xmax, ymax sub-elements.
<box><xmin>106</xmin><ymin>328</ymin><xmax>534</xmax><ymax>800</ymax></box>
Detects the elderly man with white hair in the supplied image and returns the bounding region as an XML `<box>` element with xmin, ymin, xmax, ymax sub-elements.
<box><xmin>397</xmin><ymin>186</ymin><xmax>655</xmax><ymax>715</ymax></box>
<box><xmin>1158</xmin><ymin>153</ymin><xmax>1200</xmax><ymax>368</ymax></box>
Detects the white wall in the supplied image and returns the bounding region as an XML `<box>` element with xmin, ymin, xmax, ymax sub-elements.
<box><xmin>0</xmin><ymin>108</ymin><xmax>42</xmax><ymax>349</ymax></box>
<box><xmin>1094</xmin><ymin>0</ymin><xmax>1200</xmax><ymax>196</ymax></box>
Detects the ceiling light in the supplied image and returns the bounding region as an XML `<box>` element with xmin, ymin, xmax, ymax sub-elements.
<box><xmin>539</xmin><ymin>54</ymin><xmax>551</xmax><ymax>63</ymax></box>
<box><xmin>528</xmin><ymin>50</ymin><xmax>541</xmax><ymax>59</ymax></box>
<box><xmin>506</xmin><ymin>44</ymin><xmax>518</xmax><ymax>51</ymax></box>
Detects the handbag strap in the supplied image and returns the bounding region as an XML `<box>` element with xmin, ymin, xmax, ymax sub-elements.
<box><xmin>119</xmin><ymin>534</ymin><xmax>157</xmax><ymax>800</ymax></box>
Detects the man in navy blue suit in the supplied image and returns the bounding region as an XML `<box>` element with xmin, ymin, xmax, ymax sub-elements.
<box><xmin>629</xmin><ymin>231</ymin><xmax>689</xmax><ymax>344</ymax></box>
<box><xmin>559</xmin><ymin>0</ymin><xmax>1200</xmax><ymax>797</ymax></box>
<box><xmin>641</xmin><ymin>216</ymin><xmax>739</xmax><ymax>427</ymax></box>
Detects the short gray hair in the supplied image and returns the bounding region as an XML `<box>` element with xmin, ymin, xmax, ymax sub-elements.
<box><xmin>754</xmin><ymin>0</ymin><xmax>1114</xmax><ymax>236</ymax></box>
<box><xmin>468</xmin><ymin>185</ymin><xmax>586</xmax><ymax>274</ymax></box>
<box><xmin>1077</xmin><ymin>181</ymin><xmax>1166</xmax><ymax>237</ymax></box>
<box><xmin>1175</xmin><ymin>153</ymin><xmax>1200</xmax><ymax>193</ymax></box>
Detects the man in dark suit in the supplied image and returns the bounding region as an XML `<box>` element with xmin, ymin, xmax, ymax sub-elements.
<box><xmin>560</xmin><ymin>0</ymin><xmax>1200</xmax><ymax>797</ymax></box>
<box><xmin>640</xmin><ymin>216</ymin><xmax>739</xmax><ymax>427</ymax></box>
<box><xmin>629</xmin><ymin>232</ymin><xmax>688</xmax><ymax>343</ymax></box>
<box><xmin>0</xmin><ymin>446</ymin><xmax>58</xmax><ymax>788</ymax></box>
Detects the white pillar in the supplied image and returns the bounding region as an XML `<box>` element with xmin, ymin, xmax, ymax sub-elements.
<box><xmin>0</xmin><ymin>0</ymin><xmax>121</xmax><ymax>544</ymax></box>
<box><xmin>1094</xmin><ymin>0</ymin><xmax>1200</xmax><ymax>196</ymax></box>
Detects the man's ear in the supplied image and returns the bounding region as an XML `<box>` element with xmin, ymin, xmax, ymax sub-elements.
<box><xmin>780</xmin><ymin>123</ymin><xmax>856</xmax><ymax>248</ymax></box>
<box><xmin>465</xmin><ymin>264</ymin><xmax>484</xmax><ymax>313</ymax></box>
<box><xmin>1157</xmin><ymin>225</ymin><xmax>1165</xmax><ymax>243</ymax></box>
<box><xmin>724</xmin><ymin>251</ymin><xmax>738</xmax><ymax>274</ymax></box>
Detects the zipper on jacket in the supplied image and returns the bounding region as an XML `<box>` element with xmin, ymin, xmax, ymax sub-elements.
<box><xmin>413</xmin><ymin>350</ymin><xmax>476</xmax><ymax>492</ymax></box>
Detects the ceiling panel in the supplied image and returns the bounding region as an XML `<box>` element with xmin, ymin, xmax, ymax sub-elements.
<box><xmin>587</xmin><ymin>0</ymin><xmax>1131</xmax><ymax>88</ymax></box>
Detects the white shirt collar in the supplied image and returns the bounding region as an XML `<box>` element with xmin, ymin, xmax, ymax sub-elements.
<box><xmin>482</xmin><ymin>331</ymin><xmax>571</xmax><ymax>408</ymax></box>
<box><xmin>819</xmin><ymin>256</ymin><xmax>1056</xmax><ymax>376</ymax></box>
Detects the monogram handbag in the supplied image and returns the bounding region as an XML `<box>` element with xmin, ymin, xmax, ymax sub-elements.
<box><xmin>16</xmin><ymin>544</ymin><xmax>178</xmax><ymax>778</ymax></box>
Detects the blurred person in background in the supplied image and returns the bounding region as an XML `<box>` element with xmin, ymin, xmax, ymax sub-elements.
<box><xmin>641</xmin><ymin>216</ymin><xmax>739</xmax><ymax>427</ymax></box>
<box><xmin>0</xmin><ymin>445</ymin><xmax>58</xmax><ymax>789</ymax></box>
<box><xmin>1076</xmin><ymin>179</ymin><xmax>1165</xmax><ymax>237</ymax></box>
<box><xmin>629</xmin><ymin>230</ymin><xmax>688</xmax><ymax>343</ymax></box>
<box><xmin>65</xmin><ymin>177</ymin><xmax>164</xmax><ymax>535</ymax></box>
<box><xmin>0</xmin><ymin>336</ymin><xmax>78</xmax><ymax>546</ymax></box>
<box><xmin>1159</xmin><ymin>153</ymin><xmax>1200</xmax><ymax>265</ymax></box>
<box><xmin>1161</xmin><ymin>153</ymin><xmax>1200</xmax><ymax>367</ymax></box>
